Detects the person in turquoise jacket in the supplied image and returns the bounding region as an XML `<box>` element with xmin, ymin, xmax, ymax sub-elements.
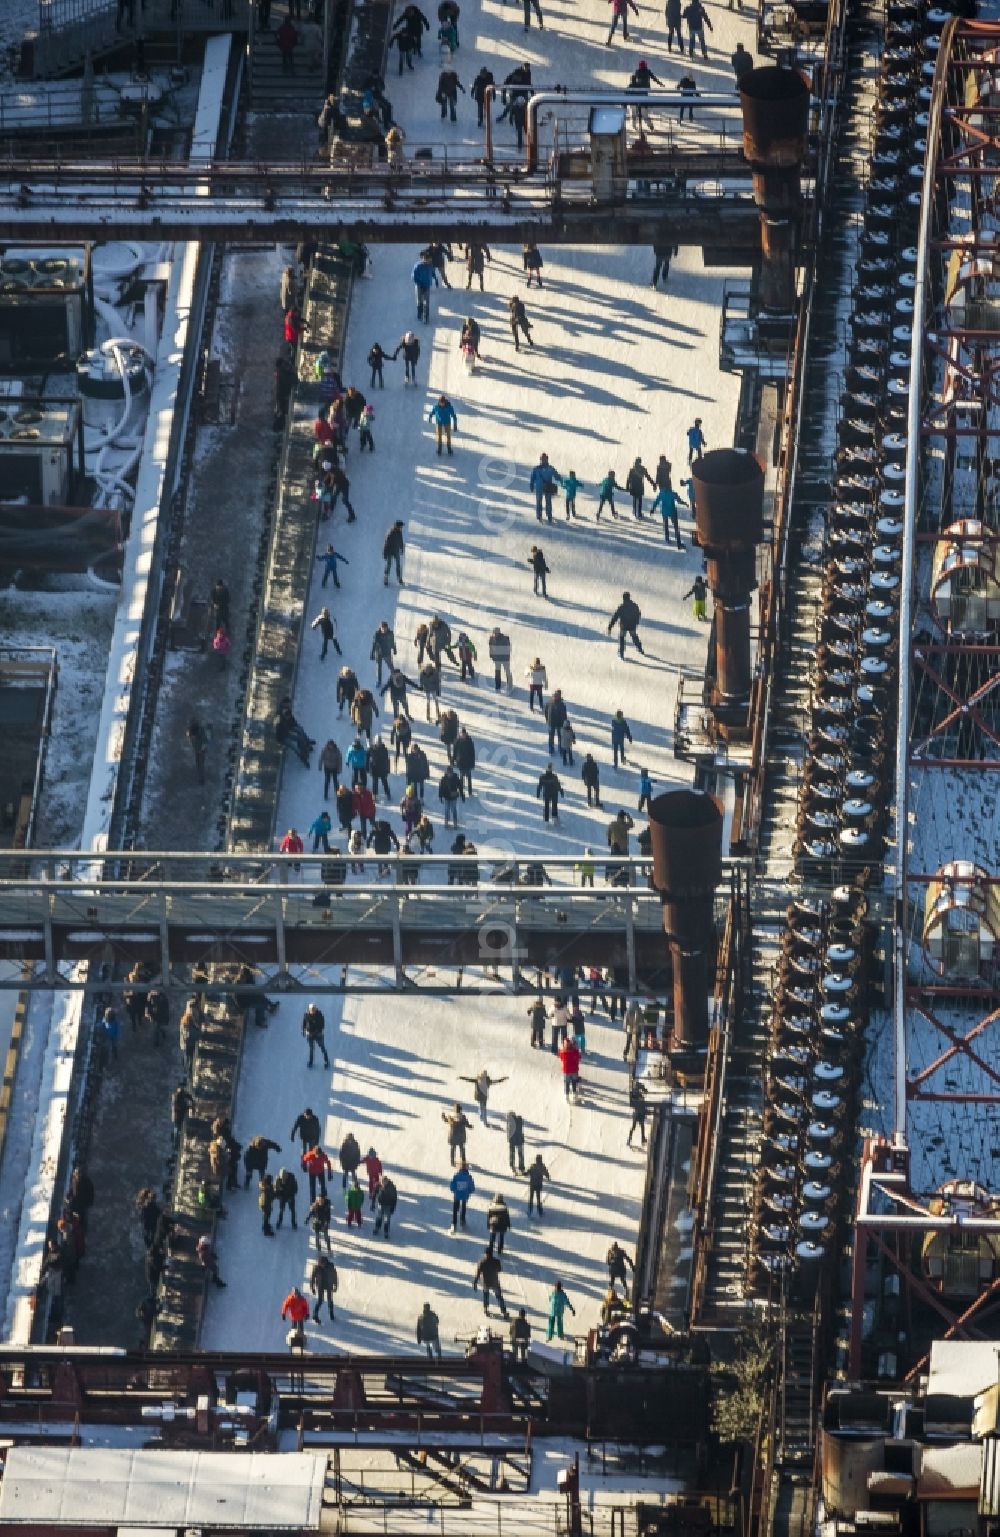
<box><xmin>428</xmin><ymin>394</ymin><xmax>458</xmax><ymax>456</ymax></box>
<box><xmin>450</xmin><ymin>1159</ymin><xmax>475</xmax><ymax>1232</ymax></box>
<box><xmin>561</xmin><ymin>470</ymin><xmax>584</xmax><ymax>520</ymax></box>
<box><xmin>651</xmin><ymin>484</ymin><xmax>688</xmax><ymax>549</ymax></box>
<box><xmin>596</xmin><ymin>470</ymin><xmax>619</xmax><ymax>522</ymax></box>
<box><xmin>547</xmin><ymin>1280</ymin><xmax>576</xmax><ymax>1340</ymax></box>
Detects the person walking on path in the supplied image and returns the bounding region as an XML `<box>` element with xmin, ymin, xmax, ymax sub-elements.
<box><xmin>310</xmin><ymin>1254</ymin><xmax>338</xmax><ymax>1321</ymax></box>
<box><xmin>530</xmin><ymin>453</ymin><xmax>559</xmax><ymax>521</ymax></box>
<box><xmin>561</xmin><ymin>469</ymin><xmax>583</xmax><ymax>519</ymax></box>
<box><xmin>684</xmin><ymin>573</ymin><xmax>709</xmax><ymax>620</ymax></box>
<box><xmin>525</xmin><ymin>657</ymin><xmax>547</xmax><ymax>711</ymax></box>
<box><xmin>509</xmin><ymin>295</ymin><xmax>534</xmax><ymax>351</ymax></box>
<box><xmin>317</xmin><ymin>543</ymin><xmax>349</xmax><ymax>590</ymax></box>
<box><xmin>608</xmin><ymin>592</ymin><xmax>645</xmax><ymax>658</ymax></box>
<box><xmin>302</xmin><ymin>1003</ymin><xmax>331</xmax><ymax>1069</ymax></box>
<box><xmin>473</xmin><ymin>1248</ymin><xmax>509</xmax><ymax>1316</ymax></box>
<box><xmin>243</xmin><ymin>1134</ymin><xmax>282</xmax><ymax>1190</ymax></box>
<box><xmin>547</xmin><ymin>1281</ymin><xmax>575</xmax><ymax>1339</ymax></box>
<box><xmin>487</xmin><ymin>1193</ymin><xmax>512</xmax><ymax>1256</ymax></box>
<box><xmin>197</xmin><ymin>1233</ymin><xmax>226</xmax><ymax>1288</ymax></box>
<box><xmin>537</xmin><ymin>763</ymin><xmax>563</xmax><ymax>822</ymax></box>
<box><xmin>303</xmin><ymin>1144</ymin><xmax>333</xmax><ymax>1202</ymax></box>
<box><xmin>611</xmin><ymin>709</ymin><xmax>633</xmax><ymax>768</ymax></box>
<box><xmin>319</xmin><ymin>739</ymin><xmax>342</xmax><ymax>800</ymax></box>
<box><xmin>412</xmin><ymin>255</ymin><xmax>439</xmax><ymax>323</ymax></box>
<box><xmin>450</xmin><ymin>1159</ymin><xmax>475</xmax><ymax>1232</ymax></box>
<box><xmin>394</xmin><ymin>330</ymin><xmax>421</xmax><ymax>385</ymax></box>
<box><xmin>436</xmin><ymin>65</ymin><xmax>465</xmax><ymax>120</ymax></box>
<box><xmin>529</xmin><ymin>545</ymin><xmax>550</xmax><ymax>598</ymax></box>
<box><xmin>545</xmin><ymin>689</ymin><xmax>567</xmax><ymax>753</ymax></box>
<box><xmin>510</xmin><ymin>1309</ymin><xmax>531</xmax><ymax>1362</ymax></box>
<box><xmin>607</xmin><ymin>1240</ymin><xmax>634</xmax><ymax>1296</ymax></box>
<box><xmin>439</xmin><ymin>764</ymin><xmax>462</xmax><ymax>826</ymax></box>
<box><xmin>471</xmin><ymin>65</ymin><xmax>495</xmax><ymax>127</ymax></box>
<box><xmin>665</xmin><ymin>0</ymin><xmax>682</xmax><ymax>46</ymax></box>
<box><xmin>459</xmin><ymin>1067</ymin><xmax>508</xmax><ymax>1126</ymax></box>
<box><xmin>291</xmin><ymin>1106</ymin><xmax>321</xmax><ymax>1152</ymax></box>
<box><xmin>523</xmin><ymin>242</ymin><xmax>544</xmax><ymax>285</ymax></box>
<box><xmin>528</xmin><ymin>997</ymin><xmax>547</xmax><ymax>1048</ymax></box>
<box><xmin>596</xmin><ymin>469</ymin><xmax>620</xmax><ymax>521</ymax></box>
<box><xmin>582</xmin><ymin>752</ymin><xmax>602</xmax><ymax>806</ymax></box>
<box><xmin>346</xmin><ymin>1174</ymin><xmax>365</xmax><ymax>1227</ymax></box>
<box><xmin>651</xmin><ymin>483</ymin><xmax>688</xmax><ymax>548</ymax></box>
<box><xmin>687</xmin><ymin>416</ymin><xmax>707</xmax><ymax>462</ymax></box>
<box><xmin>275</xmin><ymin>15</ymin><xmax>299</xmax><ymax>71</ymax></box>
<box><xmin>507</xmin><ymin>1109</ymin><xmax>527</xmax><ymax>1171</ymax></box>
<box><xmin>608</xmin><ymin>808</ymin><xmax>634</xmax><ymax>856</ymax></box>
<box><xmin>339</xmin><ymin>1130</ymin><xmax>361</xmax><ymax>1190</ymax></box>
<box><xmin>368</xmin><ymin>341</ymin><xmax>392</xmax><ymax>387</ymax></box>
<box><xmin>606</xmin><ymin>0</ymin><xmax>639</xmax><ymax>44</ymax></box>
<box><xmin>732</xmin><ymin>40</ymin><xmax>753</xmax><ymax>83</ymax></box>
<box><xmin>374</xmin><ymin>1172</ymin><xmax>398</xmax><ymax>1237</ymax></box>
<box><xmin>625</xmin><ymin>457</ymin><xmax>656</xmax><ymax>519</ymax></box>
<box><xmin>628</xmin><ymin>1080</ymin><xmax>649</xmax><ymax>1147</ymax></box>
<box><xmin>465</xmin><ymin>242</ymin><xmax>491</xmax><ymax>291</ymax></box>
<box><xmin>527</xmin><ymin>1153</ymin><xmax>550</xmax><ymax>1217</ymax></box>
<box><xmin>559</xmin><ymin>1034</ymin><xmax>582</xmax><ymax>1099</ymax></box>
<box><xmin>311</xmin><ymin>607</ymin><xmax>341</xmax><ymax>661</ymax></box>
<box><xmin>274</xmin><ymin>1168</ymin><xmax>299</xmax><ymax>1230</ymax></box>
<box><xmin>443</xmin><ymin>1102</ymin><xmax>473</xmax><ymax>1165</ymax></box>
<box><xmin>428</xmin><ymin>394</ymin><xmax>458</xmax><ymax>455</ymax></box>
<box><xmin>417</xmin><ymin>1301</ymin><xmax>442</xmax><ymax>1358</ymax></box>
<box><xmin>259</xmin><ymin>1172</ymin><xmax>277</xmax><ymax>1235</ymax></box>
<box><xmin>453</xmin><ymin>726</ymin><xmax>476</xmax><ymax>796</ymax></box>
<box><xmin>622</xmin><ymin>995</ymin><xmax>643</xmax><ymax>1060</ymax></box>
<box><xmin>683</xmin><ymin>0</ymin><xmax>712</xmax><ymax>55</ymax></box>
<box><xmin>383</xmin><ymin>521</ymin><xmax>405</xmax><ymax>586</ymax></box>
<box><xmin>523</xmin><ymin>0</ymin><xmax>543</xmax><ymax>28</ymax></box>
<box><xmin>677</xmin><ymin>73</ymin><xmax>698</xmax><ymax>121</ymax></box>
<box><xmin>281</xmin><ymin>1286</ymin><xmax>310</xmax><ymax>1329</ymax></box>
<box><xmin>488</xmin><ymin>626</ymin><xmax>513</xmax><ymax>692</ymax></box>
<box><xmin>306</xmin><ymin>1189</ymin><xmax>332</xmax><ymax>1250</ymax></box>
<box><xmin>638</xmin><ymin>767</ymin><xmax>653</xmax><ymax>813</ymax></box>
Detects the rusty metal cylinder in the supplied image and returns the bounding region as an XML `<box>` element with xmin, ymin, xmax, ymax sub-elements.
<box><xmin>692</xmin><ymin>450</ymin><xmax>764</xmax><ymax>711</ymax></box>
<box><xmin>739</xmin><ymin>66</ymin><xmax>810</xmax><ymax>170</ymax></box>
<box><xmin>739</xmin><ymin>67</ymin><xmax>809</xmax><ymax>314</ymax></box>
<box><xmin>715</xmin><ymin>599</ymin><xmax>754</xmax><ymax>704</ymax></box>
<box><xmin>692</xmin><ymin>448</ymin><xmax>764</xmax><ymax>552</ymax></box>
<box><xmin>649</xmin><ymin>791</ymin><xmax>724</xmax><ymax>1051</ymax></box>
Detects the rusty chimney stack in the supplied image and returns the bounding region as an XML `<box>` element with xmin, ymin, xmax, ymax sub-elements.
<box><xmin>691</xmin><ymin>448</ymin><xmax>765</xmax><ymax>729</ymax></box>
<box><xmin>738</xmin><ymin>66</ymin><xmax>810</xmax><ymax>313</ymax></box>
<box><xmin>648</xmin><ymin>790</ymin><xmax>724</xmax><ymax>1054</ymax></box>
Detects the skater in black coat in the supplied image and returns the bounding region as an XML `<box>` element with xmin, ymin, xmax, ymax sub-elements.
<box><xmin>607</xmin><ymin>592</ymin><xmax>645</xmax><ymax>659</ymax></box>
<box><xmin>528</xmin><ymin>545</ymin><xmax>550</xmax><ymax>597</ymax></box>
<box><xmin>537</xmin><ymin>764</ymin><xmax>563</xmax><ymax>822</ymax></box>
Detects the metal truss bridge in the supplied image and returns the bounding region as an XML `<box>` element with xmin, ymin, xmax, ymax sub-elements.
<box><xmin>0</xmin><ymin>851</ymin><xmax>736</xmax><ymax>994</ymax></box>
<box><xmin>0</xmin><ymin>91</ymin><xmax>778</xmax><ymax>246</ymax></box>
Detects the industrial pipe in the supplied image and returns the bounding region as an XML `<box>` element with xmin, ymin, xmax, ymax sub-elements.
<box><xmin>738</xmin><ymin>67</ymin><xmax>810</xmax><ymax>312</ymax></box>
<box><xmin>520</xmin><ymin>90</ymin><xmax>744</xmax><ymax>175</ymax></box>
<box><xmin>691</xmin><ymin>448</ymin><xmax>765</xmax><ymax>727</ymax></box>
<box><xmin>648</xmin><ymin>790</ymin><xmax>724</xmax><ymax>1053</ymax></box>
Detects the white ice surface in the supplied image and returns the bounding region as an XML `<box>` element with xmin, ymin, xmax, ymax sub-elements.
<box><xmin>205</xmin><ymin>0</ymin><xmax>752</xmax><ymax>1354</ymax></box>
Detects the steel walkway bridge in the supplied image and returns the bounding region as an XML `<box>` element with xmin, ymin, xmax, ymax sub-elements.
<box><xmin>0</xmin><ymin>92</ymin><xmax>788</xmax><ymax>246</ymax></box>
<box><xmin>0</xmin><ymin>851</ymin><xmax>741</xmax><ymax>994</ymax></box>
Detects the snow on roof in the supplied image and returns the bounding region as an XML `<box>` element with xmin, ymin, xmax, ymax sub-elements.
<box><xmin>917</xmin><ymin>1442</ymin><xmax>983</xmax><ymax>1500</ymax></box>
<box><xmin>926</xmin><ymin>1340</ymin><xmax>1000</xmax><ymax>1403</ymax></box>
<box><xmin>0</xmin><ymin>1447</ymin><xmax>327</xmax><ymax>1528</ymax></box>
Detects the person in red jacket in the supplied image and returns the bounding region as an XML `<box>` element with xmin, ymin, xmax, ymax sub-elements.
<box><xmin>362</xmin><ymin>1146</ymin><xmax>383</xmax><ymax>1210</ymax></box>
<box><xmin>352</xmin><ymin>783</ymin><xmax>375</xmax><ymax>837</ymax></box>
<box><xmin>558</xmin><ymin>1035</ymin><xmax>581</xmax><ymax>1100</ymax></box>
<box><xmin>302</xmin><ymin>1144</ymin><xmax>333</xmax><ymax>1202</ymax></box>
<box><xmin>314</xmin><ymin>408</ymin><xmax>336</xmax><ymax>448</ymax></box>
<box><xmin>281</xmin><ymin>1286</ymin><xmax>310</xmax><ymax>1326</ymax></box>
<box><xmin>284</xmin><ymin>307</ymin><xmax>305</xmax><ymax>346</ymax></box>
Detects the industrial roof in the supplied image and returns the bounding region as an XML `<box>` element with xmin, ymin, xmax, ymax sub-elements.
<box><xmin>926</xmin><ymin>1341</ymin><xmax>1000</xmax><ymax>1403</ymax></box>
<box><xmin>0</xmin><ymin>1447</ymin><xmax>327</xmax><ymax>1528</ymax></box>
<box><xmin>917</xmin><ymin>1443</ymin><xmax>983</xmax><ymax>1500</ymax></box>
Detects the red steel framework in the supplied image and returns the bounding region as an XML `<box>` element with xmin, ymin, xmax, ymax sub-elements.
<box><xmin>850</xmin><ymin>18</ymin><xmax>1000</xmax><ymax>1374</ymax></box>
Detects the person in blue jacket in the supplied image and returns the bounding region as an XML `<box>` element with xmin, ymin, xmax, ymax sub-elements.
<box><xmin>529</xmin><ymin>453</ymin><xmax>560</xmax><ymax>523</ymax></box>
<box><xmin>637</xmin><ymin>767</ymin><xmax>653</xmax><ymax>812</ymax></box>
<box><xmin>412</xmin><ymin>255</ymin><xmax>439</xmax><ymax>323</ymax></box>
<box><xmin>316</xmin><ymin>543</ymin><xmax>350</xmax><ymax>589</ymax></box>
<box><xmin>428</xmin><ymin>394</ymin><xmax>458</xmax><ymax>456</ymax></box>
<box><xmin>686</xmin><ymin>416</ymin><xmax>707</xmax><ymax>463</ymax></box>
<box><xmin>611</xmin><ymin>709</ymin><xmax>633</xmax><ymax>768</ymax></box>
<box><xmin>450</xmin><ymin>1158</ymin><xmax>475</xmax><ymax>1232</ymax></box>
<box><xmin>650</xmin><ymin>484</ymin><xmax>688</xmax><ymax>549</ymax></box>
<box><xmin>346</xmin><ymin>738</ymin><xmax>369</xmax><ymax>786</ymax></box>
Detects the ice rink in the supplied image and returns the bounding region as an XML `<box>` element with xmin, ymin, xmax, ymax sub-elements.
<box><xmin>204</xmin><ymin>0</ymin><xmax>750</xmax><ymax>1352</ymax></box>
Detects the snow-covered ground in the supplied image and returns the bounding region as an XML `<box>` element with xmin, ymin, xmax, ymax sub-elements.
<box><xmin>205</xmin><ymin>0</ymin><xmax>751</xmax><ymax>1351</ymax></box>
